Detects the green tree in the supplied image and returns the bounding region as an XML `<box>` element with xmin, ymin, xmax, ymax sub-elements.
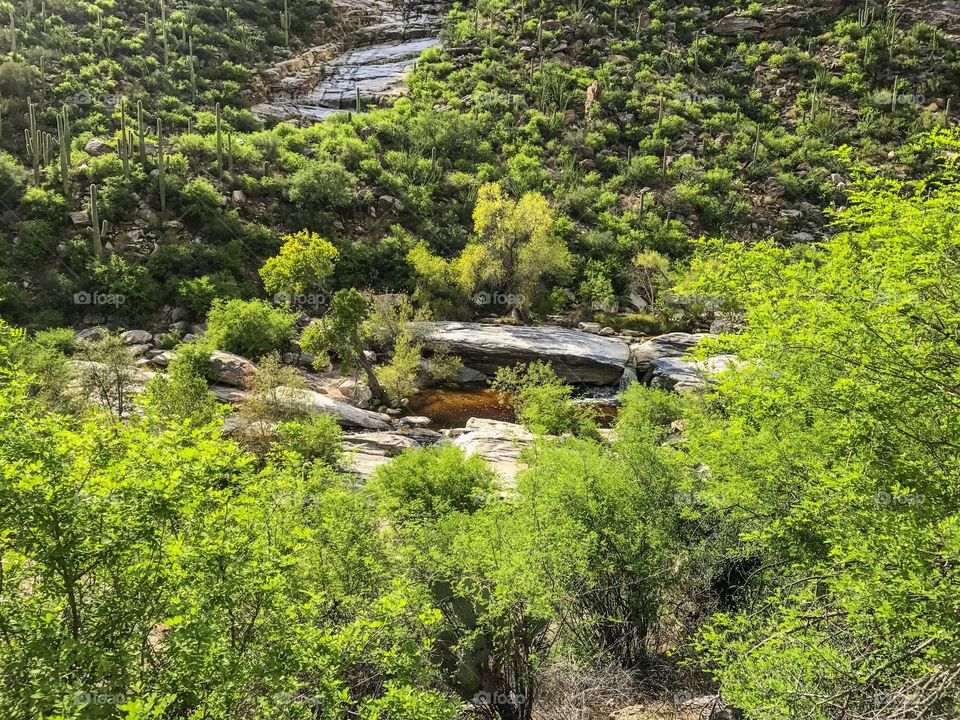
<box><xmin>467</xmin><ymin>182</ymin><xmax>573</xmax><ymax>311</ymax></box>
<box><xmin>683</xmin><ymin>133</ymin><xmax>960</xmax><ymax>719</ymax></box>
<box><xmin>300</xmin><ymin>288</ymin><xmax>385</xmax><ymax>400</ymax></box>
<box><xmin>259</xmin><ymin>228</ymin><xmax>338</xmax><ymax>302</ymax></box>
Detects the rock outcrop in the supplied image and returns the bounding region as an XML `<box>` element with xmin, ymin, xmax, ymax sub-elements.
<box><xmin>273</xmin><ymin>386</ymin><xmax>393</xmax><ymax>429</ymax></box>
<box><xmin>450</xmin><ymin>417</ymin><xmax>537</xmax><ymax>488</ymax></box>
<box><xmin>343</xmin><ymin>431</ymin><xmax>421</xmax><ymax>477</ymax></box>
<box><xmin>630</xmin><ymin>333</ymin><xmax>716</xmax><ymax>371</ymax></box>
<box><xmin>416</xmin><ymin>321</ymin><xmax>631</xmax><ymax>385</ymax></box>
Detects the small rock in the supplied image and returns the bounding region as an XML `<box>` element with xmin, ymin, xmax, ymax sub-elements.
<box><xmin>578</xmin><ymin>322</ymin><xmax>602</xmax><ymax>334</ymax></box>
<box><xmin>397</xmin><ymin>416</ymin><xmax>432</xmax><ymax>428</ymax></box>
<box><xmin>598</xmin><ymin>327</ymin><xmax>616</xmax><ymax>337</ymax></box>
<box><xmin>70</xmin><ymin>211</ymin><xmax>90</xmax><ymax>226</ymax></box>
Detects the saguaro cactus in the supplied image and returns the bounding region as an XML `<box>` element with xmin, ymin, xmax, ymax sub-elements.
<box><xmin>117</xmin><ymin>99</ymin><xmax>133</xmax><ymax>179</ymax></box>
<box><xmin>215</xmin><ymin>102</ymin><xmax>224</xmax><ymax>179</ymax></box>
<box><xmin>137</xmin><ymin>100</ymin><xmax>148</xmax><ymax>167</ymax></box>
<box><xmin>89</xmin><ymin>184</ymin><xmax>105</xmax><ymax>260</ymax></box>
<box><xmin>25</xmin><ymin>99</ymin><xmax>42</xmax><ymax>184</ymax></box>
<box><xmin>159</xmin><ymin>0</ymin><xmax>169</xmax><ymax>69</ymax></box>
<box><xmin>188</xmin><ymin>36</ymin><xmax>197</xmax><ymax>104</ymax></box>
<box><xmin>280</xmin><ymin>0</ymin><xmax>291</xmax><ymax>47</ymax></box>
<box><xmin>156</xmin><ymin>118</ymin><xmax>166</xmax><ymax>212</ymax></box>
<box><xmin>858</xmin><ymin>0</ymin><xmax>872</xmax><ymax>28</ymax></box>
<box><xmin>56</xmin><ymin>105</ymin><xmax>71</xmax><ymax>196</ymax></box>
<box><xmin>7</xmin><ymin>6</ymin><xmax>16</xmax><ymax>53</ymax></box>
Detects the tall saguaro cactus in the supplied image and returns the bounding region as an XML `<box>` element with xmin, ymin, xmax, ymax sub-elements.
<box><xmin>280</xmin><ymin>0</ymin><xmax>290</xmax><ymax>47</ymax></box>
<box><xmin>7</xmin><ymin>6</ymin><xmax>15</xmax><ymax>53</ymax></box>
<box><xmin>25</xmin><ymin>99</ymin><xmax>42</xmax><ymax>184</ymax></box>
<box><xmin>156</xmin><ymin>118</ymin><xmax>166</xmax><ymax>212</ymax></box>
<box><xmin>56</xmin><ymin>105</ymin><xmax>71</xmax><ymax>196</ymax></box>
<box><xmin>159</xmin><ymin>0</ymin><xmax>169</xmax><ymax>70</ymax></box>
<box><xmin>215</xmin><ymin>102</ymin><xmax>224</xmax><ymax>179</ymax></box>
<box><xmin>858</xmin><ymin>0</ymin><xmax>873</xmax><ymax>29</ymax></box>
<box><xmin>89</xmin><ymin>184</ymin><xmax>105</xmax><ymax>260</ymax></box>
<box><xmin>188</xmin><ymin>36</ymin><xmax>197</xmax><ymax>104</ymax></box>
<box><xmin>137</xmin><ymin>100</ymin><xmax>148</xmax><ymax>167</ymax></box>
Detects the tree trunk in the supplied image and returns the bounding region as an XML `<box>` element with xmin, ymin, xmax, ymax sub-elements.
<box><xmin>357</xmin><ymin>353</ymin><xmax>385</xmax><ymax>403</ymax></box>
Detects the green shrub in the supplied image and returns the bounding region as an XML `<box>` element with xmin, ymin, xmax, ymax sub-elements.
<box><xmin>180</xmin><ymin>177</ymin><xmax>222</xmax><ymax>222</ymax></box>
<box><xmin>205</xmin><ymin>298</ymin><xmax>297</xmax><ymax>358</ymax></box>
<box><xmin>20</xmin><ymin>187</ymin><xmax>66</xmax><ymax>223</ymax></box>
<box><xmin>289</xmin><ymin>160</ymin><xmax>356</xmax><ymax>209</ymax></box>
<box><xmin>275</xmin><ymin>414</ymin><xmax>343</xmax><ymax>465</ymax></box>
<box><xmin>370</xmin><ymin>444</ymin><xmax>496</xmax><ymax>520</ymax></box>
<box><xmin>493</xmin><ymin>361</ymin><xmax>600</xmax><ymax>438</ymax></box>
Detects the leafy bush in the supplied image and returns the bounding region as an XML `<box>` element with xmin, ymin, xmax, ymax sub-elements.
<box><xmin>275</xmin><ymin>414</ymin><xmax>343</xmax><ymax>465</ymax></box>
<box><xmin>205</xmin><ymin>298</ymin><xmax>297</xmax><ymax>357</ymax></box>
<box><xmin>180</xmin><ymin>177</ymin><xmax>222</xmax><ymax>222</ymax></box>
<box><xmin>289</xmin><ymin>160</ymin><xmax>357</xmax><ymax>209</ymax></box>
<box><xmin>370</xmin><ymin>444</ymin><xmax>495</xmax><ymax>520</ymax></box>
<box><xmin>493</xmin><ymin>361</ymin><xmax>599</xmax><ymax>438</ymax></box>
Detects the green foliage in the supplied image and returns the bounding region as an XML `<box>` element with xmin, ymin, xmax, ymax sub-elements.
<box><xmin>492</xmin><ymin>361</ymin><xmax>599</xmax><ymax>438</ymax></box>
<box><xmin>289</xmin><ymin>159</ymin><xmax>357</xmax><ymax>209</ymax></box>
<box><xmin>259</xmin><ymin>229</ymin><xmax>339</xmax><ymax>300</ymax></box>
<box><xmin>205</xmin><ymin>298</ymin><xmax>296</xmax><ymax>358</ymax></box>
<box><xmin>376</xmin><ymin>330</ymin><xmax>422</xmax><ymax>406</ymax></box>
<box><xmin>371</xmin><ymin>444</ymin><xmax>495</xmax><ymax>521</ymax></box>
<box><xmin>180</xmin><ymin>177</ymin><xmax>221</xmax><ymax>222</ymax></box>
<box><xmin>275</xmin><ymin>413</ymin><xmax>343</xmax><ymax>465</ymax></box>
<box><xmin>683</xmin><ymin>133</ymin><xmax>960</xmax><ymax>718</ymax></box>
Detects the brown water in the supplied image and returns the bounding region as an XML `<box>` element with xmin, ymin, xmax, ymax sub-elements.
<box><xmin>406</xmin><ymin>388</ymin><xmax>516</xmax><ymax>429</ymax></box>
<box><xmin>406</xmin><ymin>388</ymin><xmax>619</xmax><ymax>429</ymax></box>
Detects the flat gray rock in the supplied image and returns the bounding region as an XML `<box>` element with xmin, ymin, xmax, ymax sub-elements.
<box><xmin>649</xmin><ymin>354</ymin><xmax>737</xmax><ymax>393</ymax></box>
<box><xmin>274</xmin><ymin>387</ymin><xmax>392</xmax><ymax>429</ymax></box>
<box><xmin>630</xmin><ymin>333</ymin><xmax>715</xmax><ymax>372</ymax></box>
<box><xmin>416</xmin><ymin>321</ymin><xmax>630</xmax><ymax>385</ymax></box>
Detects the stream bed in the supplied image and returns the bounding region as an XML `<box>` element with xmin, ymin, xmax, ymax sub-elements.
<box><xmin>406</xmin><ymin>388</ymin><xmax>619</xmax><ymax>430</ymax></box>
<box><xmin>254</xmin><ymin>1</ymin><xmax>443</xmax><ymax>121</ymax></box>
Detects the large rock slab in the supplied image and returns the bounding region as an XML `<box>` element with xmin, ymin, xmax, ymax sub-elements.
<box><xmin>274</xmin><ymin>387</ymin><xmax>392</xmax><ymax>429</ymax></box>
<box><xmin>450</xmin><ymin>418</ymin><xmax>537</xmax><ymax>488</ymax></box>
<box><xmin>416</xmin><ymin>322</ymin><xmax>630</xmax><ymax>385</ymax></box>
<box><xmin>648</xmin><ymin>355</ymin><xmax>737</xmax><ymax>393</ymax></box>
<box><xmin>208</xmin><ymin>385</ymin><xmax>392</xmax><ymax>429</ymax></box>
<box><xmin>343</xmin><ymin>432</ymin><xmax>421</xmax><ymax>477</ymax></box>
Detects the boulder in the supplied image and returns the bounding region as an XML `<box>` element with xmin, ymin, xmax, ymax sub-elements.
<box><xmin>416</xmin><ymin>322</ymin><xmax>630</xmax><ymax>385</ymax></box>
<box><xmin>76</xmin><ymin>326</ymin><xmax>109</xmax><ymax>342</ymax></box>
<box><xmin>456</xmin><ymin>366</ymin><xmax>488</xmax><ymax>385</ymax></box>
<box><xmin>84</xmin><ymin>138</ymin><xmax>113</xmax><ymax>156</ymax></box>
<box><xmin>630</xmin><ymin>333</ymin><xmax>715</xmax><ymax>372</ymax></box>
<box><xmin>343</xmin><ymin>432</ymin><xmax>421</xmax><ymax>478</ymax></box>
<box><xmin>209</xmin><ymin>350</ymin><xmax>256</xmax><ymax>387</ymax></box>
<box><xmin>121</xmin><ymin>329</ymin><xmax>153</xmax><ymax>345</ymax></box>
<box><xmin>713</xmin><ymin>13</ymin><xmax>763</xmax><ymax>37</ymax></box>
<box><xmin>338</xmin><ymin>377</ymin><xmax>373</xmax><ymax>408</ymax></box>
<box><xmin>648</xmin><ymin>354</ymin><xmax>737</xmax><ymax>393</ymax></box>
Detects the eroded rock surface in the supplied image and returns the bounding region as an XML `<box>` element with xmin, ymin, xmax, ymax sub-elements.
<box><xmin>416</xmin><ymin>321</ymin><xmax>631</xmax><ymax>385</ymax></box>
